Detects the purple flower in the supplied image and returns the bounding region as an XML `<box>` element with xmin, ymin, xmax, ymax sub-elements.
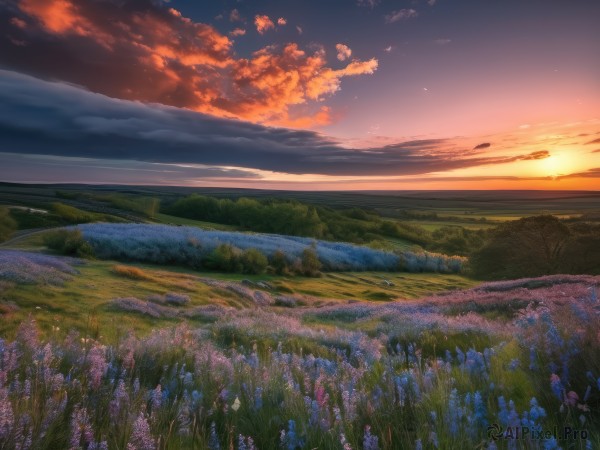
<box><xmin>69</xmin><ymin>405</ymin><xmax>94</xmax><ymax>450</ymax></box>
<box><xmin>151</xmin><ymin>384</ymin><xmax>162</xmax><ymax>411</ymax></box>
<box><xmin>0</xmin><ymin>387</ymin><xmax>14</xmax><ymax>441</ymax></box>
<box><xmin>550</xmin><ymin>374</ymin><xmax>563</xmax><ymax>401</ymax></box>
<box><xmin>109</xmin><ymin>379</ymin><xmax>128</xmax><ymax>418</ymax></box>
<box><xmin>86</xmin><ymin>345</ymin><xmax>108</xmax><ymax>390</ymax></box>
<box><xmin>208</xmin><ymin>422</ymin><xmax>220</xmax><ymax>450</ymax></box>
<box><xmin>363</xmin><ymin>425</ymin><xmax>379</xmax><ymax>450</ymax></box>
<box><xmin>128</xmin><ymin>413</ymin><xmax>156</xmax><ymax>450</ymax></box>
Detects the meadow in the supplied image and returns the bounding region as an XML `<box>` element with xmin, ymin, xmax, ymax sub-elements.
<box><xmin>0</xmin><ymin>185</ymin><xmax>599</xmax><ymax>449</ymax></box>
<box><xmin>1</xmin><ymin>248</ymin><xmax>599</xmax><ymax>449</ymax></box>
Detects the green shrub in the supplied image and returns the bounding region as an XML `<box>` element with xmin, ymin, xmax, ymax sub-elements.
<box><xmin>203</xmin><ymin>243</ymin><xmax>242</xmax><ymax>272</ymax></box>
<box><xmin>300</xmin><ymin>246</ymin><xmax>321</xmax><ymax>277</ymax></box>
<box><xmin>43</xmin><ymin>229</ymin><xmax>94</xmax><ymax>258</ymax></box>
<box><xmin>240</xmin><ymin>248</ymin><xmax>268</xmax><ymax>274</ymax></box>
<box><xmin>269</xmin><ymin>249</ymin><xmax>289</xmax><ymax>275</ymax></box>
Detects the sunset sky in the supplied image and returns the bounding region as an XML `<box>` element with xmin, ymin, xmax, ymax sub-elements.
<box><xmin>0</xmin><ymin>0</ymin><xmax>599</xmax><ymax>190</ymax></box>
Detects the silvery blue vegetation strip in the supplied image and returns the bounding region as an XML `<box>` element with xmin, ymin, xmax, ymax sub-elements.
<box><xmin>75</xmin><ymin>223</ymin><xmax>465</xmax><ymax>273</ymax></box>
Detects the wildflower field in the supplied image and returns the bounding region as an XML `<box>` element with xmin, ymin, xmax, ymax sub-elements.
<box><xmin>0</xmin><ymin>247</ymin><xmax>599</xmax><ymax>449</ymax></box>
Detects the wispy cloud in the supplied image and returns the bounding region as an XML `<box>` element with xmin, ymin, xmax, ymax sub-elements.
<box><xmin>557</xmin><ymin>168</ymin><xmax>600</xmax><ymax>179</ymax></box>
<box><xmin>434</xmin><ymin>38</ymin><xmax>451</xmax><ymax>45</ymax></box>
<box><xmin>229</xmin><ymin>28</ymin><xmax>246</xmax><ymax>37</ymax></box>
<box><xmin>518</xmin><ymin>150</ymin><xmax>550</xmax><ymax>161</ymax></box>
<box><xmin>384</xmin><ymin>9</ymin><xmax>418</xmax><ymax>24</ymax></box>
<box><xmin>229</xmin><ymin>9</ymin><xmax>245</xmax><ymax>23</ymax></box>
<box><xmin>336</xmin><ymin>43</ymin><xmax>352</xmax><ymax>61</ymax></box>
<box><xmin>357</xmin><ymin>0</ymin><xmax>380</xmax><ymax>8</ymax></box>
<box><xmin>473</xmin><ymin>142</ymin><xmax>491</xmax><ymax>150</ymax></box>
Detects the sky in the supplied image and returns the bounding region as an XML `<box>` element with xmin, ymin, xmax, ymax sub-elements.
<box><xmin>0</xmin><ymin>0</ymin><xmax>599</xmax><ymax>190</ymax></box>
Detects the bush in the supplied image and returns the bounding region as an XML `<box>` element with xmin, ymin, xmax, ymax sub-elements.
<box><xmin>51</xmin><ymin>202</ymin><xmax>96</xmax><ymax>223</ymax></box>
<box><xmin>240</xmin><ymin>248</ymin><xmax>268</xmax><ymax>274</ymax></box>
<box><xmin>204</xmin><ymin>243</ymin><xmax>242</xmax><ymax>272</ymax></box>
<box><xmin>301</xmin><ymin>246</ymin><xmax>322</xmax><ymax>277</ymax></box>
<box><xmin>43</xmin><ymin>229</ymin><xmax>95</xmax><ymax>258</ymax></box>
<box><xmin>270</xmin><ymin>249</ymin><xmax>289</xmax><ymax>275</ymax></box>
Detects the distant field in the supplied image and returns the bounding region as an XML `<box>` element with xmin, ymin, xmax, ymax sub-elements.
<box><xmin>2</xmin><ymin>183</ymin><xmax>598</xmax><ymax>220</ymax></box>
<box><xmin>153</xmin><ymin>213</ymin><xmax>239</xmax><ymax>231</ymax></box>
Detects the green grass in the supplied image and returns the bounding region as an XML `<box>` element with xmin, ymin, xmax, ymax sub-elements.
<box><xmin>272</xmin><ymin>272</ymin><xmax>475</xmax><ymax>301</ymax></box>
<box><xmin>153</xmin><ymin>213</ymin><xmax>239</xmax><ymax>230</ymax></box>
<box><xmin>0</xmin><ymin>260</ymin><xmax>231</xmax><ymax>341</ymax></box>
<box><xmin>0</xmin><ymin>257</ymin><xmax>477</xmax><ymax>341</ymax></box>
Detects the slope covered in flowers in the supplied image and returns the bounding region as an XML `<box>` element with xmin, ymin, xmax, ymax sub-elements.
<box><xmin>0</xmin><ymin>274</ymin><xmax>599</xmax><ymax>449</ymax></box>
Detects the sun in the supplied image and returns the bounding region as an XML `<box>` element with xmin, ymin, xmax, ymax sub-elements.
<box><xmin>538</xmin><ymin>152</ymin><xmax>577</xmax><ymax>178</ymax></box>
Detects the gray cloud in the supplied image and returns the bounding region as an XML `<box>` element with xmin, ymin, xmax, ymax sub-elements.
<box><xmin>557</xmin><ymin>168</ymin><xmax>600</xmax><ymax>179</ymax></box>
<box><xmin>0</xmin><ymin>153</ymin><xmax>259</xmax><ymax>184</ymax></box>
<box><xmin>0</xmin><ymin>70</ymin><xmax>554</xmax><ymax>178</ymax></box>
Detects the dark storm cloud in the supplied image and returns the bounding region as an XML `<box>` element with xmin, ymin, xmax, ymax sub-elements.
<box><xmin>473</xmin><ymin>142</ymin><xmax>491</xmax><ymax>150</ymax></box>
<box><xmin>0</xmin><ymin>71</ymin><xmax>553</xmax><ymax>177</ymax></box>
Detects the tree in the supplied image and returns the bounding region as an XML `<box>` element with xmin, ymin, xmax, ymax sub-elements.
<box><xmin>270</xmin><ymin>249</ymin><xmax>289</xmax><ymax>275</ymax></box>
<box><xmin>205</xmin><ymin>243</ymin><xmax>242</xmax><ymax>272</ymax></box>
<box><xmin>560</xmin><ymin>222</ymin><xmax>600</xmax><ymax>275</ymax></box>
<box><xmin>240</xmin><ymin>248</ymin><xmax>268</xmax><ymax>274</ymax></box>
<box><xmin>470</xmin><ymin>215</ymin><xmax>571</xmax><ymax>279</ymax></box>
<box><xmin>300</xmin><ymin>245</ymin><xmax>322</xmax><ymax>277</ymax></box>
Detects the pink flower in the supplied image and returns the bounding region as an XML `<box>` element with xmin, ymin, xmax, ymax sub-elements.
<box><xmin>127</xmin><ymin>413</ymin><xmax>156</xmax><ymax>450</ymax></box>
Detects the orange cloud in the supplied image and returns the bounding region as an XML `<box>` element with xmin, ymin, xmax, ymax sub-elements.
<box><xmin>20</xmin><ymin>0</ymin><xmax>87</xmax><ymax>34</ymax></box>
<box><xmin>7</xmin><ymin>0</ymin><xmax>378</xmax><ymax>128</ymax></box>
<box><xmin>230</xmin><ymin>28</ymin><xmax>246</xmax><ymax>37</ymax></box>
<box><xmin>225</xmin><ymin>44</ymin><xmax>378</xmax><ymax>124</ymax></box>
<box><xmin>254</xmin><ymin>14</ymin><xmax>274</xmax><ymax>34</ymax></box>
<box><xmin>336</xmin><ymin>43</ymin><xmax>352</xmax><ymax>61</ymax></box>
<box><xmin>277</xmin><ymin>17</ymin><xmax>287</xmax><ymax>26</ymax></box>
<box><xmin>338</xmin><ymin>58</ymin><xmax>379</xmax><ymax>76</ymax></box>
<box><xmin>18</xmin><ymin>0</ymin><xmax>115</xmax><ymax>47</ymax></box>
